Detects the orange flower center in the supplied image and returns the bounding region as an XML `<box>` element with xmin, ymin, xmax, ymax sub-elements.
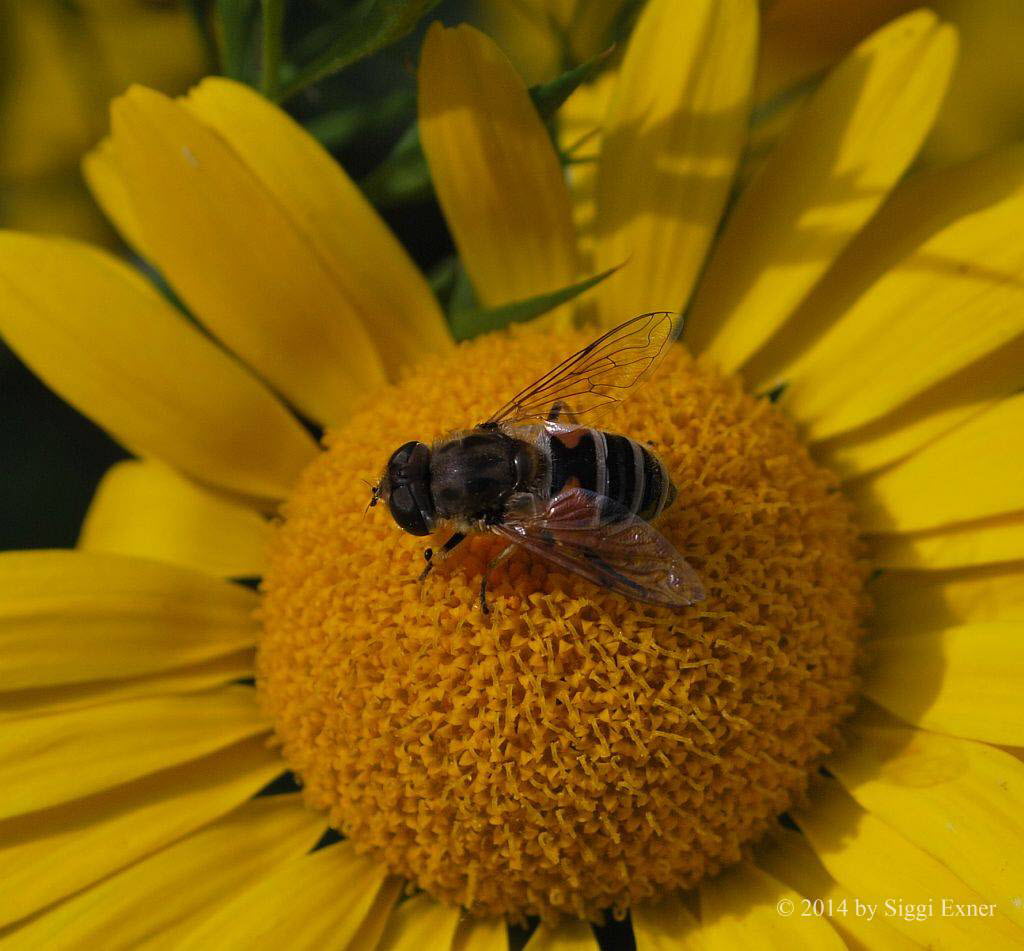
<box><xmin>258</xmin><ymin>324</ymin><xmax>868</xmax><ymax>922</ymax></box>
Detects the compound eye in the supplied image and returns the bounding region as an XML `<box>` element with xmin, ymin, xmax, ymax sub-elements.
<box><xmin>388</xmin><ymin>441</ymin><xmax>427</xmax><ymax>482</ymax></box>
<box><xmin>387</xmin><ymin>484</ymin><xmax>430</xmax><ymax>536</ymax></box>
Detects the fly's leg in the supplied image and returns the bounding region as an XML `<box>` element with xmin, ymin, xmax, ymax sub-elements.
<box><xmin>480</xmin><ymin>544</ymin><xmax>517</xmax><ymax>615</ymax></box>
<box><xmin>419</xmin><ymin>532</ymin><xmax>466</xmax><ymax>582</ymax></box>
<box><xmin>547</xmin><ymin>401</ymin><xmax>579</xmax><ymax>424</ymax></box>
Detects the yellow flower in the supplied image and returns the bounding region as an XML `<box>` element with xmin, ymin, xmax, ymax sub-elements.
<box><xmin>475</xmin><ymin>0</ymin><xmax>625</xmax><ymax>86</ymax></box>
<box><xmin>482</xmin><ymin>0</ymin><xmax>1024</xmax><ymax>170</ymax></box>
<box><xmin>0</xmin><ymin>0</ymin><xmax>206</xmax><ymax>244</ymax></box>
<box><xmin>2</xmin><ymin>0</ymin><xmax>1024</xmax><ymax>946</ymax></box>
<box><xmin>756</xmin><ymin>0</ymin><xmax>1024</xmax><ymax>168</ymax></box>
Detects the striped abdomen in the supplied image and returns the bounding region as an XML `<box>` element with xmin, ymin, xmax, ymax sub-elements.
<box><xmin>546</xmin><ymin>427</ymin><xmax>676</xmax><ymax>522</ymax></box>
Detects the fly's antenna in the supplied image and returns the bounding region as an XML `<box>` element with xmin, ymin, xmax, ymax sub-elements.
<box><xmin>363</xmin><ymin>479</ymin><xmax>382</xmax><ymax>517</ymax></box>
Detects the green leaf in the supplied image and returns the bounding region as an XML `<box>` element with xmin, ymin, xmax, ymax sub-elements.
<box><xmin>260</xmin><ymin>0</ymin><xmax>285</xmax><ymax>97</ymax></box>
<box><xmin>184</xmin><ymin>0</ymin><xmax>220</xmax><ymax>69</ymax></box>
<box><xmin>447</xmin><ymin>263</ymin><xmax>478</xmax><ymax>319</ymax></box>
<box><xmin>749</xmin><ymin>72</ymin><xmax>821</xmax><ymax>130</ymax></box>
<box><xmin>360</xmin><ymin>48</ymin><xmax>613</xmax><ymax>207</ymax></box>
<box><xmin>185</xmin><ymin>0</ymin><xmax>210</xmax><ymax>26</ymax></box>
<box><xmin>215</xmin><ymin>0</ymin><xmax>258</xmax><ymax>81</ymax></box>
<box><xmin>305</xmin><ymin>105</ymin><xmax>365</xmax><ymax>152</ymax></box>
<box><xmin>360</xmin><ymin>125</ymin><xmax>429</xmax><ymax>207</ymax></box>
<box><xmin>449</xmin><ymin>265</ymin><xmax>621</xmax><ymax>342</ymax></box>
<box><xmin>277</xmin><ymin>0</ymin><xmax>441</xmax><ymax>102</ymax></box>
<box><xmin>529</xmin><ymin>45</ymin><xmax>614</xmax><ymax>121</ymax></box>
<box><xmin>305</xmin><ymin>89</ymin><xmax>414</xmax><ymax>151</ymax></box>
<box><xmin>426</xmin><ymin>255</ymin><xmax>459</xmax><ymax>299</ymax></box>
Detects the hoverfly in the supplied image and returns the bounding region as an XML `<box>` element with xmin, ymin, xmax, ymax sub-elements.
<box><xmin>369</xmin><ymin>312</ymin><xmax>705</xmax><ymax>613</ymax></box>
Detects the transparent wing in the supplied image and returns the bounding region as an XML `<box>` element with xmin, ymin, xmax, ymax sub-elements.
<box><xmin>485</xmin><ymin>312</ymin><xmax>685</xmax><ymax>427</ymax></box>
<box><xmin>495</xmin><ymin>488</ymin><xmax>704</xmax><ymax>607</ymax></box>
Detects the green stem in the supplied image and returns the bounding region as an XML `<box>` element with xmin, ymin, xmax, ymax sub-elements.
<box><xmin>184</xmin><ymin>0</ymin><xmax>220</xmax><ymax>72</ymax></box>
<box><xmin>261</xmin><ymin>0</ymin><xmax>285</xmax><ymax>97</ymax></box>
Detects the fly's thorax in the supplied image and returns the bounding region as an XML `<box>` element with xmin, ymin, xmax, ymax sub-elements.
<box><xmin>428</xmin><ymin>429</ymin><xmax>530</xmax><ymax>520</ymax></box>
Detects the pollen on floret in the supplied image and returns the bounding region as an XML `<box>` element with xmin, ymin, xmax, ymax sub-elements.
<box><xmin>257</xmin><ymin>323</ymin><xmax>869</xmax><ymax>923</ymax></box>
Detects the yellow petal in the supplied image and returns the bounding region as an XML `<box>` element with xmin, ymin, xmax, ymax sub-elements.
<box><xmin>865</xmin><ymin>623</ymin><xmax>1024</xmax><ymax>745</ymax></box>
<box><xmin>0</xmin><ymin>2</ymin><xmax>96</xmax><ymax>180</ymax></box>
<box><xmin>870</xmin><ymin>512</ymin><xmax>1024</xmax><ymax>570</ymax></box>
<box><xmin>110</xmin><ymin>85</ymin><xmax>387</xmax><ymax>424</ymax></box>
<box><xmin>560</xmin><ymin>70</ymin><xmax>616</xmax><ymax>267</ymax></box>
<box><xmin>631</xmin><ymin>894</ymin><xmax>702</xmax><ymax>950</ymax></box>
<box><xmin>757</xmin><ymin>0</ymin><xmax>1024</xmax><ymax>172</ymax></box>
<box><xmin>817</xmin><ymin>404</ymin><xmax>981</xmax><ymax>483</ymax></box>
<box><xmin>796</xmin><ymin>779</ymin><xmax>1024</xmax><ymax>946</ymax></box>
<box><xmin>832</xmin><ymin>719</ymin><xmax>1024</xmax><ymax>929</ymax></box>
<box><xmin>452</xmin><ymin>916</ymin><xmax>510</xmax><ymax>951</ymax></box>
<box><xmin>735</xmin><ymin>91</ymin><xmax>808</xmax><ymax>194</ymax></box>
<box><xmin>523</xmin><ymin>919</ymin><xmax>598</xmax><ymax>950</ymax></box>
<box><xmin>927</xmin><ymin>0</ymin><xmax>1024</xmax><ymax>165</ymax></box>
<box><xmin>4</xmin><ymin>794</ymin><xmax>324</xmax><ymax>948</ymax></box>
<box><xmin>849</xmin><ymin>392</ymin><xmax>1024</xmax><ymax>532</ymax></box>
<box><xmin>475</xmin><ymin>2</ymin><xmax>562</xmax><ymax>86</ymax></box>
<box><xmin>593</xmin><ymin>0</ymin><xmax>757</xmax><ymax>325</ymax></box>
<box><xmin>755</xmin><ymin>0</ymin><xmax>908</xmax><ymax>107</ymax></box>
<box><xmin>78</xmin><ymin>460</ymin><xmax>271</xmax><ymax>577</ymax></box>
<box><xmin>690</xmin><ymin>11</ymin><xmax>957</xmax><ymax>367</ymax></box>
<box><xmin>0</xmin><ymin>686</ymin><xmax>266</xmax><ymax>819</ymax></box>
<box><xmin>560</xmin><ymin>1</ymin><xmax>623</xmax><ymax>66</ymax></box>
<box><xmin>82</xmin><ymin>138</ymin><xmax>150</xmax><ymax>256</ymax></box>
<box><xmin>0</xmin><ymin>651</ymin><xmax>253</xmax><ymax>723</ymax></box>
<box><xmin>871</xmin><ymin>564</ymin><xmax>1024</xmax><ymax>631</ymax></box>
<box><xmin>1</xmin><ymin>174</ymin><xmax>117</xmax><ymax>247</ymax></box>
<box><xmin>0</xmin><ymin>550</ymin><xmax>258</xmax><ymax>691</ymax></box>
<box><xmin>174</xmin><ymin>841</ymin><xmax>399</xmax><ymax>950</ymax></box>
<box><xmin>184</xmin><ymin>78</ymin><xmax>451</xmax><ymax>375</ymax></box>
<box><xmin>745</xmin><ymin>143</ymin><xmax>1024</xmax><ymax>391</ymax></box>
<box><xmin>419</xmin><ymin>24</ymin><xmax>579</xmax><ymax>314</ymax></box>
<box><xmin>345</xmin><ymin>878</ymin><xmax>407</xmax><ymax>950</ymax></box>
<box><xmin>74</xmin><ymin>0</ymin><xmax>205</xmax><ymax>97</ymax></box>
<box><xmin>754</xmin><ymin>829</ymin><xmax>917</xmax><ymax>951</ymax></box>
<box><xmin>0</xmin><ymin>737</ymin><xmax>280</xmax><ymax>929</ymax></box>
<box><xmin>0</xmin><ymin>232</ymin><xmax>317</xmax><ymax>501</ymax></box>
<box><xmin>777</xmin><ymin>154</ymin><xmax>1024</xmax><ymax>441</ymax></box>
<box><xmin>813</xmin><ymin>331</ymin><xmax>1024</xmax><ymax>479</ymax></box>
<box><xmin>376</xmin><ymin>893</ymin><xmax>462</xmax><ymax>951</ymax></box>
<box><xmin>698</xmin><ymin>861</ymin><xmax>845</xmax><ymax>949</ymax></box>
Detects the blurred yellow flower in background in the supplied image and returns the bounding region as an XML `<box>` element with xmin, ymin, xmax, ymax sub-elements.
<box><xmin>476</xmin><ymin>0</ymin><xmax>624</xmax><ymax>86</ymax></box>
<box><xmin>757</xmin><ymin>0</ymin><xmax>1024</xmax><ymax>167</ymax></box>
<box><xmin>483</xmin><ymin>0</ymin><xmax>1024</xmax><ymax>170</ymax></box>
<box><xmin>1</xmin><ymin>0</ymin><xmax>1024</xmax><ymax>947</ymax></box>
<box><xmin>0</xmin><ymin>0</ymin><xmax>205</xmax><ymax>242</ymax></box>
